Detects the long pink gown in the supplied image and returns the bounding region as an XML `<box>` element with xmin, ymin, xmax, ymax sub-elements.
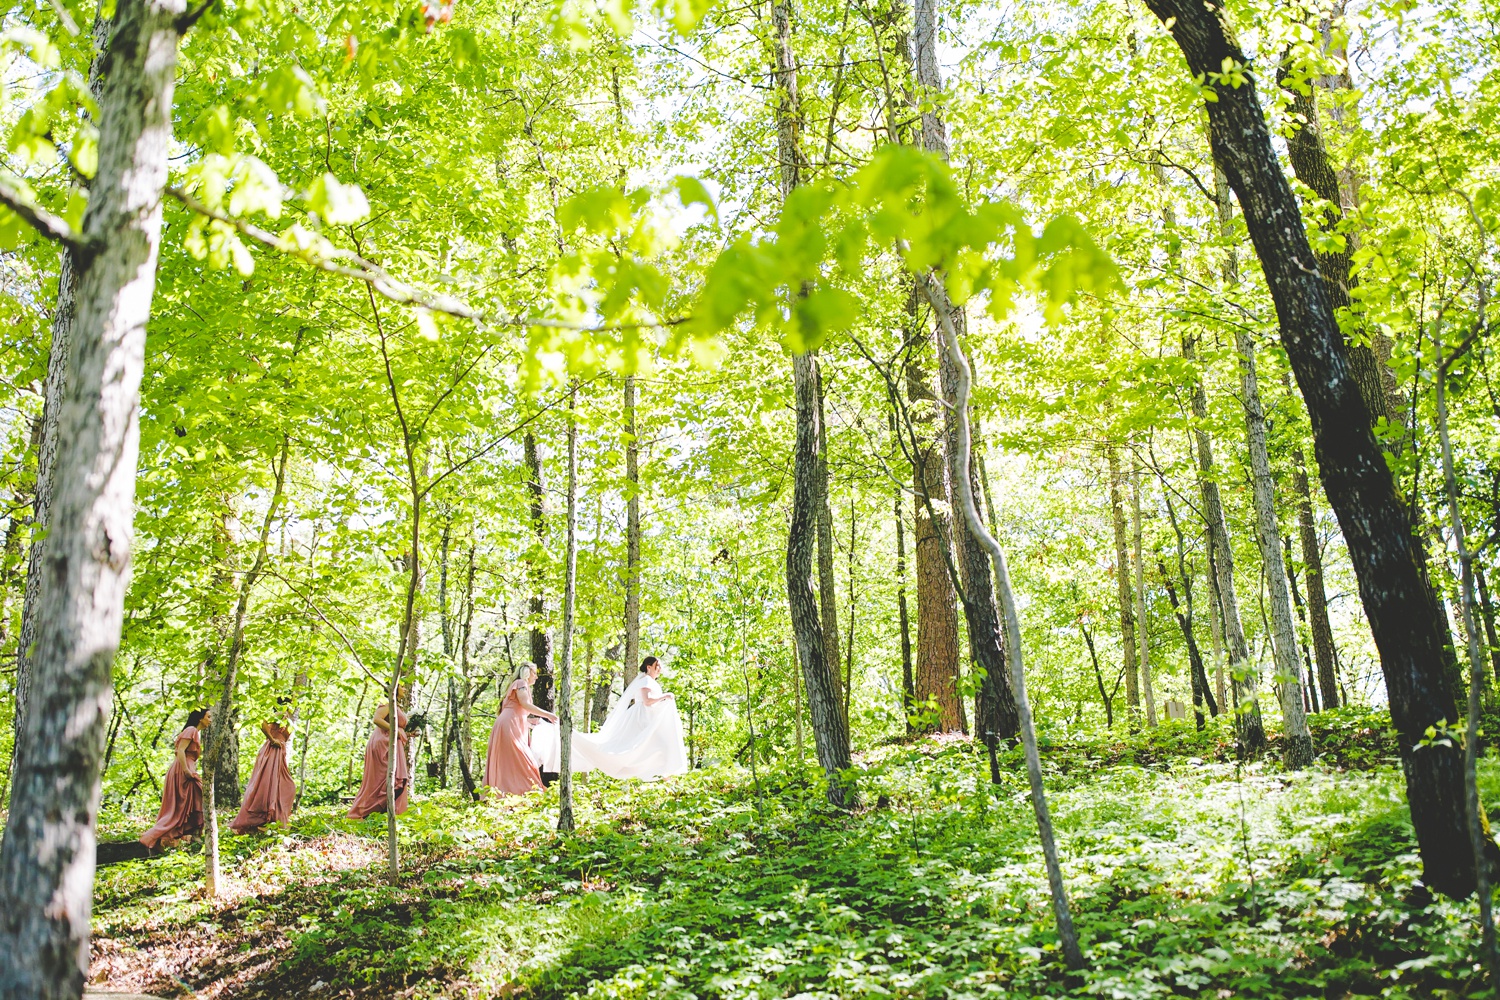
<box><xmin>485</xmin><ymin>683</ymin><xmax>544</xmax><ymax>795</ymax></box>
<box><xmin>231</xmin><ymin>722</ymin><xmax>296</xmax><ymax>833</ymax></box>
<box><xmin>347</xmin><ymin>708</ymin><xmax>409</xmax><ymax>819</ymax></box>
<box><xmin>139</xmin><ymin>726</ymin><xmax>204</xmax><ymax>848</ymax></box>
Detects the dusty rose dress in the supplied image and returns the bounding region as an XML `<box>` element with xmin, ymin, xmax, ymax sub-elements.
<box><xmin>231</xmin><ymin>722</ymin><xmax>295</xmax><ymax>833</ymax></box>
<box><xmin>485</xmin><ymin>683</ymin><xmax>544</xmax><ymax>795</ymax></box>
<box><xmin>139</xmin><ymin>726</ymin><xmax>204</xmax><ymax>848</ymax></box>
<box><xmin>347</xmin><ymin>708</ymin><xmax>409</xmax><ymax>819</ymax></box>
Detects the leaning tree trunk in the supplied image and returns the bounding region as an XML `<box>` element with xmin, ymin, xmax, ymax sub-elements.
<box><xmin>923</xmin><ymin>274</ymin><xmax>1083</xmax><ymax>969</ymax></box>
<box><xmin>772</xmin><ymin>0</ymin><xmax>853</xmax><ymax>803</ymax></box>
<box><xmin>1146</xmin><ymin>0</ymin><xmax>1473</xmax><ymax>898</ymax></box>
<box><xmin>524</xmin><ymin>432</ymin><xmax>554</xmax><ymax>711</ymax></box>
<box><xmin>623</xmin><ymin>374</ymin><xmax>641</xmax><ymax>688</ymax></box>
<box><xmin>0</xmin><ymin>1</ymin><xmax>187</xmax><ymax>994</ymax></box>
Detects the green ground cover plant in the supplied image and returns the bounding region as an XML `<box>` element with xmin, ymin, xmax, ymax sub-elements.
<box><xmin>89</xmin><ymin>710</ymin><xmax>1496</xmax><ymax>999</ymax></box>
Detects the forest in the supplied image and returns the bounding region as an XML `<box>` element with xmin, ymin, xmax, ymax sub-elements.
<box><xmin>0</xmin><ymin>0</ymin><xmax>1497</xmax><ymax>995</ymax></box>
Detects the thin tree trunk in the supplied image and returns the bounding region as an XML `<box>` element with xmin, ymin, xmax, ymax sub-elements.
<box><xmin>773</xmin><ymin>0</ymin><xmax>853</xmax><ymax>803</ymax></box>
<box><xmin>524</xmin><ymin>433</ymin><xmax>554</xmax><ymax>710</ymax></box>
<box><xmin>893</xmin><ymin>452</ymin><xmax>915</xmax><ymax>732</ymax></box>
<box><xmin>1160</xmin><ymin>564</ymin><xmax>1213</xmax><ymax>731</ymax></box>
<box><xmin>1132</xmin><ymin>466</ymin><xmax>1157</xmax><ymax>726</ymax></box>
<box><xmin>844</xmin><ymin>495</ymin><xmax>856</xmax><ymax>724</ymax></box>
<box><xmin>1081</xmin><ymin>623</ymin><xmax>1113</xmax><ymax>728</ymax></box>
<box><xmin>1107</xmin><ymin>446</ymin><xmax>1140</xmax><ymax>716</ymax></box>
<box><xmin>1182</xmin><ymin>330</ymin><xmax>1268</xmax><ymax>752</ymax></box>
<box><xmin>623</xmin><ymin>375</ymin><xmax>641</xmax><ymax>688</ymax></box>
<box><xmin>1434</xmin><ymin>331</ymin><xmax>1500</xmax><ymax>974</ymax></box>
<box><xmin>202</xmin><ymin>436</ymin><xmax>291</xmax><ymax>896</ymax></box>
<box><xmin>1148</xmin><ymin>0</ymin><xmax>1473</xmax><ymax>897</ymax></box>
<box><xmin>1284</xmin><ymin>535</ymin><xmax>1322</xmax><ymax>714</ymax></box>
<box><xmin>1159</xmin><ymin>476</ymin><xmax>1220</xmax><ymax>720</ymax></box>
<box><xmin>557</xmin><ymin>385</ymin><xmax>579</xmax><ymax>833</ymax></box>
<box><xmin>0</xmin><ymin>1</ymin><xmax>187</xmax><ymax>992</ymax></box>
<box><xmin>923</xmin><ymin>275</ymin><xmax>1082</xmax><ymax>969</ymax></box>
<box><xmin>1286</xmin><ymin>406</ymin><xmax>1341</xmax><ymax>709</ymax></box>
<box><xmin>1475</xmin><ymin>566</ymin><xmax>1500</xmax><ymax>689</ymax></box>
<box><xmin>815</xmin><ymin>365</ymin><xmax>842</xmax><ymax>713</ymax></box>
<box><xmin>1213</xmin><ymin>162</ymin><xmax>1312</xmax><ymax>765</ymax></box>
<box><xmin>1205</xmin><ymin>545</ymin><xmax>1229</xmax><ymax>711</ymax></box>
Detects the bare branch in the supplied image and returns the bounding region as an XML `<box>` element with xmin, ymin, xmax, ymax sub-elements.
<box><xmin>0</xmin><ymin>177</ymin><xmax>83</xmax><ymax>247</ymax></box>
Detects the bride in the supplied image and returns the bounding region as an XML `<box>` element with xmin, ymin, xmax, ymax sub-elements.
<box><xmin>534</xmin><ymin>655</ymin><xmax>689</xmax><ymax>780</ymax></box>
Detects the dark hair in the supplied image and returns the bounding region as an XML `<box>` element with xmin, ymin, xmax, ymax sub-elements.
<box><xmin>641</xmin><ymin>656</ymin><xmax>659</xmax><ymax>671</ymax></box>
<box><xmin>186</xmin><ymin>708</ymin><xmax>208</xmax><ymax>728</ymax></box>
<box><xmin>276</xmin><ymin>695</ymin><xmax>292</xmax><ymax>706</ymax></box>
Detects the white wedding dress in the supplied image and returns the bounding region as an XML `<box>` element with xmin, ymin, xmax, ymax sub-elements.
<box><xmin>532</xmin><ymin>673</ymin><xmax>689</xmax><ymax>780</ymax></box>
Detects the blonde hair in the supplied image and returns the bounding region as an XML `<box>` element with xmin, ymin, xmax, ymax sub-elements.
<box><xmin>505</xmin><ymin>661</ymin><xmax>537</xmax><ymax>691</ymax></box>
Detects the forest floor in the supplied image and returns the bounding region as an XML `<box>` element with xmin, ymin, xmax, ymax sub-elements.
<box><xmin>88</xmin><ymin>708</ymin><xmax>1496</xmax><ymax>999</ymax></box>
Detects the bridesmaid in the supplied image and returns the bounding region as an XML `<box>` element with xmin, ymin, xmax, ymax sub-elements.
<box><xmin>347</xmin><ymin>684</ymin><xmax>411</xmax><ymax>819</ymax></box>
<box><xmin>485</xmin><ymin>662</ymin><xmax>557</xmax><ymax>796</ymax></box>
<box><xmin>230</xmin><ymin>698</ymin><xmax>297</xmax><ymax>834</ymax></box>
<box><xmin>139</xmin><ymin>708</ymin><xmax>209</xmax><ymax>849</ymax></box>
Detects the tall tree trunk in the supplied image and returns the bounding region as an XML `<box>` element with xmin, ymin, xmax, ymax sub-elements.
<box><xmin>623</xmin><ymin>375</ymin><xmax>641</xmax><ymax>688</ymax></box>
<box><xmin>10</xmin><ymin>11</ymin><xmax>110</xmax><ymax>787</ymax></box>
<box><xmin>1284</xmin><ymin>534</ymin><xmax>1322</xmax><ymax>714</ymax></box>
<box><xmin>1433</xmin><ymin>333</ymin><xmax>1500</xmax><ymax>974</ymax></box>
<box><xmin>913</xmin><ymin>0</ymin><xmax>1014</xmax><ymax>742</ymax></box>
<box><xmin>1182</xmin><ymin>330</ymin><xmax>1268</xmax><ymax>752</ymax></box>
<box><xmin>1132</xmin><ymin>467</ymin><xmax>1157</xmax><ymax>726</ymax></box>
<box><xmin>524</xmin><ymin>433</ymin><xmax>554</xmax><ymax>710</ymax></box>
<box><xmin>1107</xmin><ymin>446</ymin><xmax>1140</xmax><ymax>716</ymax></box>
<box><xmin>0</xmin><ymin>1</ymin><xmax>187</xmax><ymax>992</ymax></box>
<box><xmin>1205</xmin><ymin>542</ymin><xmax>1229</xmax><ymax>710</ymax></box>
<box><xmin>1161</xmin><ymin>477</ymin><xmax>1220</xmax><ymax>721</ymax></box>
<box><xmin>815</xmin><ymin>365</ymin><xmax>842</xmax><ymax>712</ymax></box>
<box><xmin>1081</xmin><ymin>622</ymin><xmax>1114</xmax><ymax>728</ymax></box>
<box><xmin>1213</xmin><ymin>160</ymin><xmax>1313</xmax><ymax>764</ymax></box>
<box><xmin>773</xmin><ymin>0</ymin><xmax>853</xmax><ymax>803</ymax></box>
<box><xmin>893</xmin><ymin>450</ymin><xmax>915</xmax><ymax>732</ymax></box>
<box><xmin>1147</xmin><ymin>0</ymin><xmax>1473</xmax><ymax>897</ymax></box>
<box><xmin>1287</xmin><ymin>412</ymin><xmax>1341</xmax><ymax>709</ymax></box>
<box><xmin>202</xmin><ymin>437</ymin><xmax>291</xmax><ymax>896</ymax></box>
<box><xmin>1475</xmin><ymin>567</ymin><xmax>1500</xmax><ymax>688</ymax></box>
<box><xmin>557</xmin><ymin>386</ymin><xmax>579</xmax><ymax>832</ymax></box>
<box><xmin>1278</xmin><ymin>41</ymin><xmax>1398</xmax><ymax>429</ymax></box>
<box><xmin>924</xmin><ymin>276</ymin><xmax>1082</xmax><ymax>969</ymax></box>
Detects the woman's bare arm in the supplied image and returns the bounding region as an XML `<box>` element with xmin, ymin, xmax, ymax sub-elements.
<box><xmin>514</xmin><ymin>684</ymin><xmax>559</xmax><ymax>723</ymax></box>
<box><xmin>373</xmin><ymin>704</ymin><xmax>392</xmax><ymax>734</ymax></box>
<box><xmin>176</xmin><ymin>734</ymin><xmax>193</xmax><ymax>773</ymax></box>
<box><xmin>261</xmin><ymin>720</ymin><xmax>284</xmax><ymax>747</ymax></box>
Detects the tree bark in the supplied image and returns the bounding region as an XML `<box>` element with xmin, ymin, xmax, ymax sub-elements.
<box><xmin>924</xmin><ymin>276</ymin><xmax>1082</xmax><ymax>969</ymax></box>
<box><xmin>10</xmin><ymin>10</ymin><xmax>111</xmax><ymax>780</ymax></box>
<box><xmin>1231</xmin><ymin>313</ymin><xmax>1313</xmax><ymax>763</ymax></box>
<box><xmin>893</xmin><ymin>455</ymin><xmax>915</xmax><ymax>732</ymax></box>
<box><xmin>623</xmin><ymin>375</ymin><xmax>641</xmax><ymax>688</ymax></box>
<box><xmin>815</xmin><ymin>365</ymin><xmax>842</xmax><ymax>712</ymax></box>
<box><xmin>557</xmin><ymin>386</ymin><xmax>578</xmax><ymax>833</ymax></box>
<box><xmin>1181</xmin><ymin>330</ymin><xmax>1267</xmax><ymax>752</ymax></box>
<box><xmin>0</xmin><ymin>1</ymin><xmax>187</xmax><ymax>992</ymax></box>
<box><xmin>202</xmin><ymin>436</ymin><xmax>291</xmax><ymax>896</ymax></box>
<box><xmin>773</xmin><ymin>0</ymin><xmax>853</xmax><ymax>804</ymax></box>
<box><xmin>1288</xmin><ymin>422</ymin><xmax>1341</xmax><ymax>709</ymax></box>
<box><xmin>1147</xmin><ymin>0</ymin><xmax>1473</xmax><ymax>897</ymax></box>
<box><xmin>1132</xmin><ymin>467</ymin><xmax>1157</xmax><ymax>726</ymax></box>
<box><xmin>1278</xmin><ymin>52</ymin><xmax>1397</xmax><ymax>429</ymax></box>
<box><xmin>524</xmin><ymin>432</ymin><xmax>554</xmax><ymax>711</ymax></box>
<box><xmin>913</xmin><ymin>0</ymin><xmax>1014</xmax><ymax>743</ymax></box>
<box><xmin>1107</xmin><ymin>446</ymin><xmax>1140</xmax><ymax>716</ymax></box>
